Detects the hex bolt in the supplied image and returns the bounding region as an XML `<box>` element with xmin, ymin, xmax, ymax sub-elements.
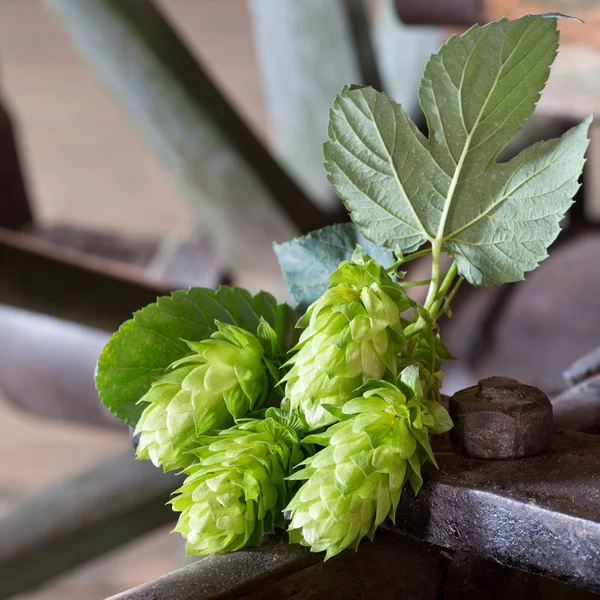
<box><xmin>449</xmin><ymin>376</ymin><xmax>553</xmax><ymax>460</ymax></box>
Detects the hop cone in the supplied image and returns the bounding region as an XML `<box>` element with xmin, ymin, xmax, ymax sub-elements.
<box><xmin>135</xmin><ymin>322</ymin><xmax>270</xmax><ymax>471</ymax></box>
<box><xmin>171</xmin><ymin>416</ymin><xmax>306</xmax><ymax>555</ymax></box>
<box><xmin>283</xmin><ymin>250</ymin><xmax>413</xmax><ymax>429</ymax></box>
<box><xmin>286</xmin><ymin>365</ymin><xmax>452</xmax><ymax>559</ymax></box>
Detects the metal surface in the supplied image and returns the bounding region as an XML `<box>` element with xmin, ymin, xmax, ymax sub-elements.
<box><xmin>0</xmin><ymin>306</ymin><xmax>118</xmax><ymax>428</ymax></box>
<box><xmin>108</xmin><ymin>531</ymin><xmax>444</xmax><ymax>600</ymax></box>
<box><xmin>449</xmin><ymin>377</ymin><xmax>553</xmax><ymax>459</ymax></box>
<box><xmin>43</xmin><ymin>0</ymin><xmax>331</xmax><ymax>278</ymax></box>
<box><xmin>0</xmin><ymin>227</ymin><xmax>171</xmax><ymax>331</ymax></box>
<box><xmin>0</xmin><ymin>452</ymin><xmax>180</xmax><ymax>600</ymax></box>
<box><xmin>389</xmin><ymin>429</ymin><xmax>600</xmax><ymax>592</ymax></box>
<box><xmin>564</xmin><ymin>346</ymin><xmax>600</xmax><ymax>387</ymax></box>
<box><xmin>552</xmin><ymin>374</ymin><xmax>600</xmax><ymax>435</ymax></box>
<box><xmin>110</xmin><ymin>429</ymin><xmax>600</xmax><ymax>597</ymax></box>
<box><xmin>0</xmin><ymin>97</ymin><xmax>33</xmax><ymax>230</ymax></box>
<box><xmin>249</xmin><ymin>0</ymin><xmax>357</xmax><ymax>209</ymax></box>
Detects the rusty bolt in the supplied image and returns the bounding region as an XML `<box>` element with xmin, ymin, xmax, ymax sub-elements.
<box><xmin>449</xmin><ymin>376</ymin><xmax>553</xmax><ymax>460</ymax></box>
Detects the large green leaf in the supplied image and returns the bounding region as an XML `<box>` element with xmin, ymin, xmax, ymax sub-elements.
<box><xmin>324</xmin><ymin>15</ymin><xmax>591</xmax><ymax>286</ymax></box>
<box><xmin>274</xmin><ymin>222</ymin><xmax>394</xmax><ymax>309</ymax></box>
<box><xmin>95</xmin><ymin>286</ymin><xmax>297</xmax><ymax>426</ymax></box>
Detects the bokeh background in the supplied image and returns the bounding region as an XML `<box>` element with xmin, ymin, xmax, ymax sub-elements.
<box><xmin>1</xmin><ymin>1</ymin><xmax>599</xmax><ymax>598</ymax></box>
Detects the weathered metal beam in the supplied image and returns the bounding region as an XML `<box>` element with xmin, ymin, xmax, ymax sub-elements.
<box><xmin>0</xmin><ymin>96</ymin><xmax>33</xmax><ymax>229</ymax></box>
<box><xmin>107</xmin><ymin>430</ymin><xmax>600</xmax><ymax>598</ymax></box>
<box><xmin>43</xmin><ymin>0</ymin><xmax>329</xmax><ymax>278</ymax></box>
<box><xmin>343</xmin><ymin>0</ymin><xmax>383</xmax><ymax>91</ymax></box>
<box><xmin>389</xmin><ymin>429</ymin><xmax>600</xmax><ymax>592</ymax></box>
<box><xmin>0</xmin><ymin>305</ymin><xmax>118</xmax><ymax>428</ymax></box>
<box><xmin>249</xmin><ymin>0</ymin><xmax>358</xmax><ymax>209</ymax></box>
<box><xmin>552</xmin><ymin>376</ymin><xmax>600</xmax><ymax>434</ymax></box>
<box><xmin>108</xmin><ymin>531</ymin><xmax>445</xmax><ymax>600</ymax></box>
<box><xmin>564</xmin><ymin>346</ymin><xmax>600</xmax><ymax>387</ymax></box>
<box><xmin>372</xmin><ymin>0</ymin><xmax>442</xmax><ymax>123</ymax></box>
<box><xmin>0</xmin><ymin>452</ymin><xmax>179</xmax><ymax>600</ymax></box>
<box><xmin>0</xmin><ymin>227</ymin><xmax>170</xmax><ymax>331</ymax></box>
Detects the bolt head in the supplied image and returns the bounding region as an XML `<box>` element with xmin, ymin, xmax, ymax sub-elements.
<box><xmin>449</xmin><ymin>377</ymin><xmax>553</xmax><ymax>459</ymax></box>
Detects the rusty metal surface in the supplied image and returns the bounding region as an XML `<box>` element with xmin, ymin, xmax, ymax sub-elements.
<box><xmin>389</xmin><ymin>429</ymin><xmax>600</xmax><ymax>592</ymax></box>
<box><xmin>449</xmin><ymin>377</ymin><xmax>553</xmax><ymax>459</ymax></box>
<box><xmin>112</xmin><ymin>430</ymin><xmax>600</xmax><ymax>597</ymax></box>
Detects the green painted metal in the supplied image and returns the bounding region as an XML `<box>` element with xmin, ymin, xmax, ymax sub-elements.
<box><xmin>42</xmin><ymin>0</ymin><xmax>330</xmax><ymax>277</ymax></box>
<box><xmin>249</xmin><ymin>0</ymin><xmax>359</xmax><ymax>209</ymax></box>
<box><xmin>372</xmin><ymin>0</ymin><xmax>442</xmax><ymax>121</ymax></box>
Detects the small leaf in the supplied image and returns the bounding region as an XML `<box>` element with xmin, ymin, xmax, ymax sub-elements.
<box><xmin>95</xmin><ymin>286</ymin><xmax>297</xmax><ymax>427</ymax></box>
<box><xmin>257</xmin><ymin>319</ymin><xmax>278</xmax><ymax>357</ymax></box>
<box><xmin>424</xmin><ymin>401</ymin><xmax>454</xmax><ymax>435</ymax></box>
<box><xmin>324</xmin><ymin>15</ymin><xmax>591</xmax><ymax>286</ymax></box>
<box><xmin>274</xmin><ymin>222</ymin><xmax>394</xmax><ymax>309</ymax></box>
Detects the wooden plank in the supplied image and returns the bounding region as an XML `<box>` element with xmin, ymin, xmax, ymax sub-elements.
<box><xmin>344</xmin><ymin>0</ymin><xmax>384</xmax><ymax>91</ymax></box>
<box><xmin>42</xmin><ymin>0</ymin><xmax>330</xmax><ymax>281</ymax></box>
<box><xmin>394</xmin><ymin>0</ymin><xmax>478</xmax><ymax>26</ymax></box>
<box><xmin>0</xmin><ymin>452</ymin><xmax>179</xmax><ymax>600</ymax></box>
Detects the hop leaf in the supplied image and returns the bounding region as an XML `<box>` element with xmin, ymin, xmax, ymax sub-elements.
<box><xmin>283</xmin><ymin>251</ymin><xmax>413</xmax><ymax>429</ymax></box>
<box><xmin>286</xmin><ymin>366</ymin><xmax>451</xmax><ymax>559</ymax></box>
<box><xmin>324</xmin><ymin>15</ymin><xmax>591</xmax><ymax>286</ymax></box>
<box><xmin>135</xmin><ymin>322</ymin><xmax>271</xmax><ymax>471</ymax></box>
<box><xmin>171</xmin><ymin>417</ymin><xmax>306</xmax><ymax>555</ymax></box>
<box><xmin>96</xmin><ymin>286</ymin><xmax>297</xmax><ymax>427</ymax></box>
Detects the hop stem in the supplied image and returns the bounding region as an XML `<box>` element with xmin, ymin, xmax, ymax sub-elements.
<box><xmin>430</xmin><ymin>261</ymin><xmax>458</xmax><ymax>319</ymax></box>
<box><xmin>423</xmin><ymin>239</ymin><xmax>443</xmax><ymax>312</ymax></box>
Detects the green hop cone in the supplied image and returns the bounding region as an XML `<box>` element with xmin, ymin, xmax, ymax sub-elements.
<box><xmin>286</xmin><ymin>365</ymin><xmax>452</xmax><ymax>559</ymax></box>
<box><xmin>399</xmin><ymin>307</ymin><xmax>455</xmax><ymax>404</ymax></box>
<box><xmin>135</xmin><ymin>321</ymin><xmax>273</xmax><ymax>471</ymax></box>
<box><xmin>171</xmin><ymin>416</ymin><xmax>306</xmax><ymax>555</ymax></box>
<box><xmin>283</xmin><ymin>249</ymin><xmax>413</xmax><ymax>429</ymax></box>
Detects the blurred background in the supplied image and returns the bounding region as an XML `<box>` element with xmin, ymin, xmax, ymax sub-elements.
<box><xmin>1</xmin><ymin>0</ymin><xmax>600</xmax><ymax>598</ymax></box>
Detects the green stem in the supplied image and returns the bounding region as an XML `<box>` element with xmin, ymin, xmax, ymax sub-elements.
<box><xmin>438</xmin><ymin>275</ymin><xmax>464</xmax><ymax>317</ymax></box>
<box><xmin>399</xmin><ymin>270</ymin><xmax>450</xmax><ymax>287</ymax></box>
<box><xmin>430</xmin><ymin>261</ymin><xmax>458</xmax><ymax>318</ymax></box>
<box><xmin>423</xmin><ymin>239</ymin><xmax>442</xmax><ymax>312</ymax></box>
<box><xmin>386</xmin><ymin>247</ymin><xmax>433</xmax><ymax>272</ymax></box>
<box><xmin>404</xmin><ymin>260</ymin><xmax>457</xmax><ymax>340</ymax></box>
<box><xmin>404</xmin><ymin>320</ymin><xmax>426</xmax><ymax>339</ymax></box>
